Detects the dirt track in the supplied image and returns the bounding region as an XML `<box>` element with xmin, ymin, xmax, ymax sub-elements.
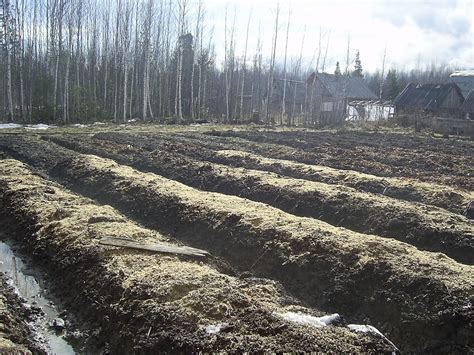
<box><xmin>0</xmin><ymin>126</ymin><xmax>473</xmax><ymax>353</ymax></box>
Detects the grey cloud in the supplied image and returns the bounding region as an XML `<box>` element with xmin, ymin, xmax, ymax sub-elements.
<box><xmin>372</xmin><ymin>0</ymin><xmax>471</xmax><ymax>37</ymax></box>
<box><xmin>412</xmin><ymin>10</ymin><xmax>471</xmax><ymax>36</ymax></box>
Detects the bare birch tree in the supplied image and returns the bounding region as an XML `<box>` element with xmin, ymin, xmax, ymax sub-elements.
<box><xmin>265</xmin><ymin>2</ymin><xmax>280</xmax><ymax>124</ymax></box>
<box><xmin>280</xmin><ymin>9</ymin><xmax>291</xmax><ymax>125</ymax></box>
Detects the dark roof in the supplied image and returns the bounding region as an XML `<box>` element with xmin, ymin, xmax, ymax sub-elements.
<box><xmin>462</xmin><ymin>90</ymin><xmax>474</xmax><ymax>113</ymax></box>
<box><xmin>313</xmin><ymin>73</ymin><xmax>377</xmax><ymax>100</ymax></box>
<box><xmin>394</xmin><ymin>83</ymin><xmax>463</xmax><ymax>110</ymax></box>
<box><xmin>449</xmin><ymin>71</ymin><xmax>474</xmax><ymax>99</ymax></box>
<box><xmin>271</xmin><ymin>79</ymin><xmax>307</xmax><ymax>106</ymax></box>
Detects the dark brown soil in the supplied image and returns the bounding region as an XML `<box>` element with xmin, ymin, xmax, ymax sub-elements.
<box><xmin>0</xmin><ymin>127</ymin><xmax>472</xmax><ymax>353</ymax></box>
<box><xmin>0</xmin><ymin>273</ymin><xmax>44</xmax><ymax>354</ymax></box>
<box><xmin>0</xmin><ymin>159</ymin><xmax>397</xmax><ymax>353</ymax></box>
<box><xmin>80</xmin><ymin>131</ymin><xmax>472</xmax><ymax>216</ymax></box>
<box><xmin>205</xmin><ymin>130</ymin><xmax>474</xmax><ymax>190</ymax></box>
<box><xmin>42</xmin><ymin>134</ymin><xmax>473</xmax><ymax>264</ymax></box>
<box><xmin>1</xmin><ymin>136</ymin><xmax>472</xmax><ymax>352</ymax></box>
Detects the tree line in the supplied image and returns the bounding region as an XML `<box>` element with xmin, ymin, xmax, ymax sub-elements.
<box><xmin>0</xmin><ymin>0</ymin><xmax>461</xmax><ymax>124</ymax></box>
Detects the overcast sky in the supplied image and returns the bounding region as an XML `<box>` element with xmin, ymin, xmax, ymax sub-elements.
<box><xmin>202</xmin><ymin>0</ymin><xmax>473</xmax><ymax>73</ymax></box>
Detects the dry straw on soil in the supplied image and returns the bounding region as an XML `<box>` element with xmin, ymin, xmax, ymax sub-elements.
<box><xmin>215</xmin><ymin>149</ymin><xmax>473</xmax><ymax>215</ymax></box>
<box><xmin>45</xmin><ymin>134</ymin><xmax>473</xmax><ymax>263</ymax></box>
<box><xmin>1</xmin><ymin>134</ymin><xmax>473</xmax><ymax>352</ymax></box>
<box><xmin>0</xmin><ymin>159</ymin><xmax>395</xmax><ymax>353</ymax></box>
<box><xmin>57</xmin><ymin>153</ymin><xmax>473</xmax><ymax>353</ymax></box>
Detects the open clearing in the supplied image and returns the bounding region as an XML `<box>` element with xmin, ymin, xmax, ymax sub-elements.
<box><xmin>0</xmin><ymin>125</ymin><xmax>472</xmax><ymax>353</ymax></box>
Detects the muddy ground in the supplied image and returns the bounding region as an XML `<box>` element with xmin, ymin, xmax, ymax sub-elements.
<box><xmin>48</xmin><ymin>132</ymin><xmax>473</xmax><ymax>216</ymax></box>
<box><xmin>206</xmin><ymin>129</ymin><xmax>474</xmax><ymax>190</ymax></box>
<box><xmin>0</xmin><ymin>273</ymin><xmax>41</xmax><ymax>354</ymax></box>
<box><xmin>39</xmin><ymin>134</ymin><xmax>473</xmax><ymax>264</ymax></box>
<box><xmin>0</xmin><ymin>159</ymin><xmax>397</xmax><ymax>353</ymax></box>
<box><xmin>0</xmin><ymin>125</ymin><xmax>472</xmax><ymax>353</ymax></box>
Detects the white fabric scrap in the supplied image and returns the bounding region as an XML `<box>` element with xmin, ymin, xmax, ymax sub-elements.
<box><xmin>279</xmin><ymin>312</ymin><xmax>341</xmax><ymax>328</ymax></box>
<box><xmin>348</xmin><ymin>324</ymin><xmax>399</xmax><ymax>352</ymax></box>
<box><xmin>205</xmin><ymin>323</ymin><xmax>228</xmax><ymax>335</ymax></box>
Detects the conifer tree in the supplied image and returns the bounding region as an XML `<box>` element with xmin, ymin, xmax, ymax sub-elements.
<box><xmin>352</xmin><ymin>50</ymin><xmax>363</xmax><ymax>77</ymax></box>
<box><xmin>386</xmin><ymin>69</ymin><xmax>400</xmax><ymax>99</ymax></box>
<box><xmin>334</xmin><ymin>61</ymin><xmax>341</xmax><ymax>75</ymax></box>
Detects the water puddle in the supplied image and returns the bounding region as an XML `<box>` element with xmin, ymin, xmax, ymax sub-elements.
<box><xmin>0</xmin><ymin>240</ymin><xmax>75</xmax><ymax>354</ymax></box>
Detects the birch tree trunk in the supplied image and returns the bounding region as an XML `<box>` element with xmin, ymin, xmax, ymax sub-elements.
<box><xmin>379</xmin><ymin>46</ymin><xmax>387</xmax><ymax>99</ymax></box>
<box><xmin>53</xmin><ymin>0</ymin><xmax>64</xmax><ymax>122</ymax></box>
<box><xmin>224</xmin><ymin>6</ymin><xmax>229</xmax><ymax>122</ymax></box>
<box><xmin>2</xmin><ymin>0</ymin><xmax>14</xmax><ymax>121</ymax></box>
<box><xmin>265</xmin><ymin>3</ymin><xmax>279</xmax><ymax>124</ymax></box>
<box><xmin>63</xmin><ymin>13</ymin><xmax>73</xmax><ymax>123</ymax></box>
<box><xmin>280</xmin><ymin>10</ymin><xmax>291</xmax><ymax>125</ymax></box>
<box><xmin>239</xmin><ymin>10</ymin><xmax>251</xmax><ymax>122</ymax></box>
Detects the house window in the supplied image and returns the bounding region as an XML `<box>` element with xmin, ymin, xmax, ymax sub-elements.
<box><xmin>322</xmin><ymin>102</ymin><xmax>333</xmax><ymax>112</ymax></box>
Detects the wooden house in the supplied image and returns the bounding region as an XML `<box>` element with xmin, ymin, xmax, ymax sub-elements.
<box><xmin>394</xmin><ymin>83</ymin><xmax>464</xmax><ymax>118</ymax></box>
<box><xmin>449</xmin><ymin>71</ymin><xmax>474</xmax><ymax>99</ymax></box>
<box><xmin>307</xmin><ymin>73</ymin><xmax>377</xmax><ymax>124</ymax></box>
<box><xmin>270</xmin><ymin>73</ymin><xmax>379</xmax><ymax>125</ymax></box>
<box><xmin>462</xmin><ymin>90</ymin><xmax>474</xmax><ymax>119</ymax></box>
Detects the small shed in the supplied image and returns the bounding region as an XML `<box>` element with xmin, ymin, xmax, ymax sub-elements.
<box><xmin>394</xmin><ymin>83</ymin><xmax>464</xmax><ymax>118</ymax></box>
<box><xmin>462</xmin><ymin>90</ymin><xmax>474</xmax><ymax>119</ymax></box>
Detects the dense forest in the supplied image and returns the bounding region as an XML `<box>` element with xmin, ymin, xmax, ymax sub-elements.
<box><xmin>0</xmin><ymin>0</ymin><xmax>459</xmax><ymax>124</ymax></box>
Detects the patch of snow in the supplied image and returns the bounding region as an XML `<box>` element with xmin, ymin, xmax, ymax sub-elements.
<box><xmin>127</xmin><ymin>119</ymin><xmax>138</xmax><ymax>123</ymax></box>
<box><xmin>72</xmin><ymin>123</ymin><xmax>89</xmax><ymax>128</ymax></box>
<box><xmin>0</xmin><ymin>123</ymin><xmax>22</xmax><ymax>129</ymax></box>
<box><xmin>348</xmin><ymin>324</ymin><xmax>399</xmax><ymax>352</ymax></box>
<box><xmin>278</xmin><ymin>312</ymin><xmax>341</xmax><ymax>328</ymax></box>
<box><xmin>25</xmin><ymin>124</ymin><xmax>57</xmax><ymax>130</ymax></box>
<box><xmin>205</xmin><ymin>323</ymin><xmax>228</xmax><ymax>335</ymax></box>
<box><xmin>93</xmin><ymin>122</ymin><xmax>106</xmax><ymax>125</ymax></box>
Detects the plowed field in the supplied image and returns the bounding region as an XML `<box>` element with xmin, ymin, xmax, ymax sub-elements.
<box><xmin>0</xmin><ymin>126</ymin><xmax>472</xmax><ymax>353</ymax></box>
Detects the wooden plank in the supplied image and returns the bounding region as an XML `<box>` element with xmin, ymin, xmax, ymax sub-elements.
<box><xmin>99</xmin><ymin>237</ymin><xmax>209</xmax><ymax>257</ymax></box>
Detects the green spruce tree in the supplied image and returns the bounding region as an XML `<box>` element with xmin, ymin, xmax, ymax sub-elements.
<box><xmin>352</xmin><ymin>50</ymin><xmax>363</xmax><ymax>77</ymax></box>
<box><xmin>386</xmin><ymin>70</ymin><xmax>400</xmax><ymax>100</ymax></box>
